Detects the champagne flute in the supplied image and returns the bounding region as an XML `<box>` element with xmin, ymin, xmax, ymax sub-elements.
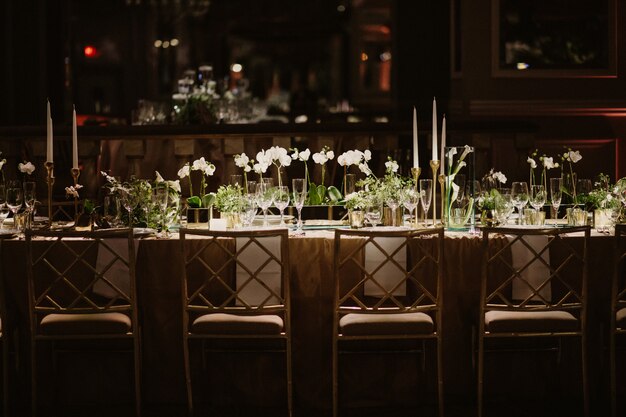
<box><xmin>292</xmin><ymin>179</ymin><xmax>307</xmax><ymax>235</ymax></box>
<box><xmin>419</xmin><ymin>179</ymin><xmax>433</xmax><ymax>226</ymax></box>
<box><xmin>6</xmin><ymin>187</ymin><xmax>23</xmax><ymax>231</ymax></box>
<box><xmin>273</xmin><ymin>186</ymin><xmax>290</xmax><ymax>227</ymax></box>
<box><xmin>511</xmin><ymin>182</ymin><xmax>529</xmax><ymax>225</ymax></box>
<box><xmin>550</xmin><ymin>177</ymin><xmax>563</xmax><ymax>220</ymax></box>
<box><xmin>120</xmin><ymin>190</ymin><xmax>135</xmax><ymax>228</ymax></box>
<box><xmin>255</xmin><ymin>183</ymin><xmax>274</xmax><ymax>227</ymax></box>
<box><xmin>155</xmin><ymin>187</ymin><xmax>169</xmax><ymax>235</ymax></box>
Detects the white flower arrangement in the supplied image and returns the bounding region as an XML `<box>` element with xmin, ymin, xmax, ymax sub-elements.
<box><xmin>177</xmin><ymin>157</ymin><xmax>216</xmax><ymax>208</ymax></box>
<box><xmin>65</xmin><ymin>184</ymin><xmax>83</xmax><ymax>198</ymax></box>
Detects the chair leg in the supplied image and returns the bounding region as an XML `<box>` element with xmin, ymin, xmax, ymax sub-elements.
<box><xmin>581</xmin><ymin>335</ymin><xmax>589</xmax><ymax>417</ymax></box>
<box><xmin>610</xmin><ymin>331</ymin><xmax>616</xmax><ymax>417</ymax></box>
<box><xmin>3</xmin><ymin>337</ymin><xmax>8</xmax><ymax>417</ymax></box>
<box><xmin>477</xmin><ymin>334</ymin><xmax>484</xmax><ymax>417</ymax></box>
<box><xmin>437</xmin><ymin>338</ymin><xmax>444</xmax><ymax>417</ymax></box>
<box><xmin>30</xmin><ymin>339</ymin><xmax>37</xmax><ymax>417</ymax></box>
<box><xmin>183</xmin><ymin>338</ymin><xmax>193</xmax><ymax>416</ymax></box>
<box><xmin>286</xmin><ymin>337</ymin><xmax>293</xmax><ymax>417</ymax></box>
<box><xmin>332</xmin><ymin>341</ymin><xmax>338</xmax><ymax>417</ymax></box>
<box><xmin>134</xmin><ymin>336</ymin><xmax>142</xmax><ymax>417</ymax></box>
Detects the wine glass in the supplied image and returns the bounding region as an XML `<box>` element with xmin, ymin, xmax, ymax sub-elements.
<box><xmin>401</xmin><ymin>187</ymin><xmax>419</xmax><ymax>226</ymax></box>
<box><xmin>23</xmin><ymin>181</ymin><xmax>36</xmax><ymax>216</ymax></box>
<box><xmin>550</xmin><ymin>177</ymin><xmax>563</xmax><ymax>220</ymax></box>
<box><xmin>240</xmin><ymin>194</ymin><xmax>258</xmax><ymax>228</ymax></box>
<box><xmin>103</xmin><ymin>195</ymin><xmax>120</xmax><ymax>227</ymax></box>
<box><xmin>419</xmin><ymin>179</ymin><xmax>433</xmax><ymax>226</ymax></box>
<box><xmin>511</xmin><ymin>182</ymin><xmax>529</xmax><ymax>225</ymax></box>
<box><xmin>6</xmin><ymin>186</ymin><xmax>23</xmax><ymax>230</ymax></box>
<box><xmin>255</xmin><ymin>183</ymin><xmax>274</xmax><ymax>227</ymax></box>
<box><xmin>530</xmin><ymin>184</ymin><xmax>546</xmax><ymax>212</ymax></box>
<box><xmin>273</xmin><ymin>186</ymin><xmax>290</xmax><ymax>227</ymax></box>
<box><xmin>120</xmin><ymin>190</ymin><xmax>135</xmax><ymax>228</ymax></box>
<box><xmin>292</xmin><ymin>179</ymin><xmax>307</xmax><ymax>235</ymax></box>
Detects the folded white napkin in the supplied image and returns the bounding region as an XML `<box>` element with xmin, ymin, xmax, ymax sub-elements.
<box><xmin>364</xmin><ymin>237</ymin><xmax>407</xmax><ymax>297</ymax></box>
<box><xmin>509</xmin><ymin>235</ymin><xmax>551</xmax><ymax>302</ymax></box>
<box><xmin>93</xmin><ymin>238</ymin><xmax>138</xmax><ymax>299</ymax></box>
<box><xmin>235</xmin><ymin>236</ymin><xmax>282</xmax><ymax>306</ymax></box>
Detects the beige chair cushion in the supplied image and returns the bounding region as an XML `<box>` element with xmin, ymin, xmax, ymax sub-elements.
<box><xmin>616</xmin><ymin>308</ymin><xmax>626</xmax><ymax>330</ymax></box>
<box><xmin>484</xmin><ymin>310</ymin><xmax>578</xmax><ymax>333</ymax></box>
<box><xmin>191</xmin><ymin>313</ymin><xmax>284</xmax><ymax>335</ymax></box>
<box><xmin>40</xmin><ymin>312</ymin><xmax>132</xmax><ymax>335</ymax></box>
<box><xmin>339</xmin><ymin>312</ymin><xmax>434</xmax><ymax>336</ymax></box>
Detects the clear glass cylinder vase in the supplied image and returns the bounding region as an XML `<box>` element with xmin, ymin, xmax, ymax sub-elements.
<box><xmin>443</xmin><ymin>146</ymin><xmax>475</xmax><ymax>229</ymax></box>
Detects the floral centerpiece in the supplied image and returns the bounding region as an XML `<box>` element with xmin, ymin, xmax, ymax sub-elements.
<box><xmin>560</xmin><ymin>148</ymin><xmax>582</xmax><ymax>205</ymax></box>
<box><xmin>214</xmin><ymin>183</ymin><xmax>244</xmax><ymax>228</ymax></box>
<box><xmin>443</xmin><ymin>145</ymin><xmax>475</xmax><ymax>227</ymax></box>
<box><xmin>178</xmin><ymin>157</ymin><xmax>216</xmax><ymax>208</ymax></box>
<box><xmin>291</xmin><ymin>146</ymin><xmax>342</xmax><ymax>205</ymax></box>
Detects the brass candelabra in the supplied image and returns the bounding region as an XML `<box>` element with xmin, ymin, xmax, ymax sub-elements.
<box><xmin>45</xmin><ymin>162</ymin><xmax>54</xmax><ymax>228</ymax></box>
<box><xmin>429</xmin><ymin>160</ymin><xmax>439</xmax><ymax>227</ymax></box>
<box><xmin>410</xmin><ymin>166</ymin><xmax>421</xmax><ymax>228</ymax></box>
<box><xmin>71</xmin><ymin>168</ymin><xmax>81</xmax><ymax>222</ymax></box>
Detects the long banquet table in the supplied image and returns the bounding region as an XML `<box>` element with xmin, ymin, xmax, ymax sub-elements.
<box><xmin>0</xmin><ymin>228</ymin><xmax>618</xmax><ymax>416</ymax></box>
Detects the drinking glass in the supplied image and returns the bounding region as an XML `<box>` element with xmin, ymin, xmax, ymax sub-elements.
<box><xmin>120</xmin><ymin>190</ymin><xmax>135</xmax><ymax>227</ymax></box>
<box><xmin>240</xmin><ymin>194</ymin><xmax>258</xmax><ymax>228</ymax></box>
<box><xmin>364</xmin><ymin>201</ymin><xmax>382</xmax><ymax>228</ymax></box>
<box><xmin>245</xmin><ymin>180</ymin><xmax>257</xmax><ymax>195</ymax></box>
<box><xmin>511</xmin><ymin>182</ymin><xmax>529</xmax><ymax>225</ymax></box>
<box><xmin>103</xmin><ymin>195</ymin><xmax>120</xmax><ymax>227</ymax></box>
<box><xmin>155</xmin><ymin>187</ymin><xmax>169</xmax><ymax>235</ymax></box>
<box><xmin>401</xmin><ymin>187</ymin><xmax>419</xmax><ymax>226</ymax></box>
<box><xmin>385</xmin><ymin>195</ymin><xmax>400</xmax><ymax>227</ymax></box>
<box><xmin>23</xmin><ymin>182</ymin><xmax>36</xmax><ymax>214</ymax></box>
<box><xmin>530</xmin><ymin>184</ymin><xmax>546</xmax><ymax>212</ymax></box>
<box><xmin>230</xmin><ymin>175</ymin><xmax>243</xmax><ymax>187</ymax></box>
<box><xmin>292</xmin><ymin>179</ymin><xmax>307</xmax><ymax>235</ymax></box>
<box><xmin>550</xmin><ymin>177</ymin><xmax>563</xmax><ymax>220</ymax></box>
<box><xmin>419</xmin><ymin>179</ymin><xmax>433</xmax><ymax>226</ymax></box>
<box><xmin>262</xmin><ymin>177</ymin><xmax>274</xmax><ymax>187</ymax></box>
<box><xmin>6</xmin><ymin>187</ymin><xmax>22</xmax><ymax>217</ymax></box>
<box><xmin>273</xmin><ymin>186</ymin><xmax>290</xmax><ymax>227</ymax></box>
<box><xmin>255</xmin><ymin>183</ymin><xmax>274</xmax><ymax>227</ymax></box>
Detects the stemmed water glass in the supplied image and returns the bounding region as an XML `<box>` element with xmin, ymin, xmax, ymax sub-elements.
<box><xmin>120</xmin><ymin>190</ymin><xmax>136</xmax><ymax>228</ymax></box>
<box><xmin>419</xmin><ymin>179</ymin><xmax>433</xmax><ymax>226</ymax></box>
<box><xmin>240</xmin><ymin>194</ymin><xmax>258</xmax><ymax>228</ymax></box>
<box><xmin>23</xmin><ymin>181</ymin><xmax>36</xmax><ymax>218</ymax></box>
<box><xmin>6</xmin><ymin>186</ymin><xmax>23</xmax><ymax>229</ymax></box>
<box><xmin>530</xmin><ymin>184</ymin><xmax>546</xmax><ymax>213</ymax></box>
<box><xmin>292</xmin><ymin>179</ymin><xmax>307</xmax><ymax>235</ymax></box>
<box><xmin>511</xmin><ymin>182</ymin><xmax>529</xmax><ymax>225</ymax></box>
<box><xmin>401</xmin><ymin>186</ymin><xmax>420</xmax><ymax>226</ymax></box>
<box><xmin>255</xmin><ymin>183</ymin><xmax>274</xmax><ymax>227</ymax></box>
<box><xmin>273</xmin><ymin>186</ymin><xmax>290</xmax><ymax>227</ymax></box>
<box><xmin>550</xmin><ymin>177</ymin><xmax>563</xmax><ymax>220</ymax></box>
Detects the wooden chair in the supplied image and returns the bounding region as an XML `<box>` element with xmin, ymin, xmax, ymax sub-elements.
<box><xmin>25</xmin><ymin>228</ymin><xmax>141</xmax><ymax>417</ymax></box>
<box><xmin>179</xmin><ymin>228</ymin><xmax>292</xmax><ymax>416</ymax></box>
<box><xmin>332</xmin><ymin>227</ymin><xmax>444</xmax><ymax>417</ymax></box>
<box><xmin>0</xmin><ymin>236</ymin><xmax>11</xmax><ymax>416</ymax></box>
<box><xmin>611</xmin><ymin>224</ymin><xmax>626</xmax><ymax>417</ymax></box>
<box><xmin>478</xmin><ymin>226</ymin><xmax>590</xmax><ymax>417</ymax></box>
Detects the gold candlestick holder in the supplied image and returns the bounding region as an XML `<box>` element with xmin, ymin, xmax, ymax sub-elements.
<box><xmin>45</xmin><ymin>162</ymin><xmax>54</xmax><ymax>228</ymax></box>
<box><xmin>411</xmin><ymin>167</ymin><xmax>421</xmax><ymax>228</ymax></box>
<box><xmin>71</xmin><ymin>168</ymin><xmax>81</xmax><ymax>222</ymax></box>
<box><xmin>429</xmin><ymin>160</ymin><xmax>439</xmax><ymax>227</ymax></box>
<box><xmin>438</xmin><ymin>174</ymin><xmax>446</xmax><ymax>226</ymax></box>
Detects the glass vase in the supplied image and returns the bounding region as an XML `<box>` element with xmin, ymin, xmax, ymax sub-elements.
<box><xmin>443</xmin><ymin>146</ymin><xmax>475</xmax><ymax>230</ymax></box>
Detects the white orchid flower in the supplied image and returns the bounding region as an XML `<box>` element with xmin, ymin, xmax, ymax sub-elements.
<box><xmin>18</xmin><ymin>161</ymin><xmax>36</xmax><ymax>175</ymax></box>
<box><xmin>493</xmin><ymin>171</ymin><xmax>507</xmax><ymax>184</ymax></box>
<box><xmin>155</xmin><ymin>171</ymin><xmax>165</xmax><ymax>183</ymax></box>
<box><xmin>568</xmin><ymin>150</ymin><xmax>582</xmax><ymax>163</ymax></box>
<box><xmin>234</xmin><ymin>153</ymin><xmax>250</xmax><ymax>168</ymax></box>
<box><xmin>177</xmin><ymin>164</ymin><xmax>190</xmax><ymax>179</ymax></box>
<box><xmin>167</xmin><ymin>180</ymin><xmax>181</xmax><ymax>193</ymax></box>
<box><xmin>527</xmin><ymin>157</ymin><xmax>537</xmax><ymax>169</ymax></box>
<box><xmin>385</xmin><ymin>160</ymin><xmax>399</xmax><ymax>173</ymax></box>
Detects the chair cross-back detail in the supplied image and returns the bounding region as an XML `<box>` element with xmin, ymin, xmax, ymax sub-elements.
<box><xmin>611</xmin><ymin>224</ymin><xmax>626</xmax><ymax>417</ymax></box>
<box><xmin>25</xmin><ymin>228</ymin><xmax>141</xmax><ymax>417</ymax></box>
<box><xmin>332</xmin><ymin>227</ymin><xmax>444</xmax><ymax>417</ymax></box>
<box><xmin>478</xmin><ymin>226</ymin><xmax>590</xmax><ymax>417</ymax></box>
<box><xmin>179</xmin><ymin>228</ymin><xmax>292</xmax><ymax>417</ymax></box>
